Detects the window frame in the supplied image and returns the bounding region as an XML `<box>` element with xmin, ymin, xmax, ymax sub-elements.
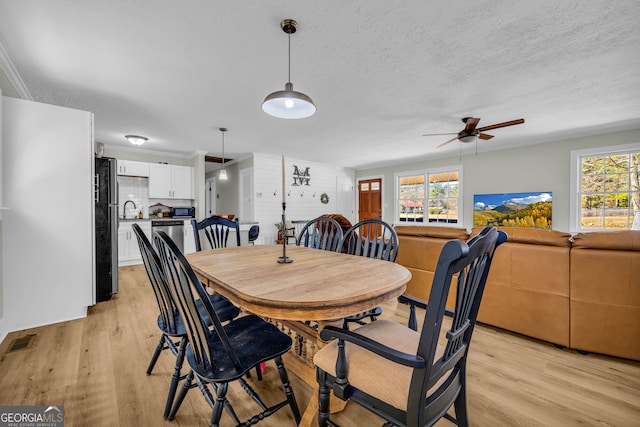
<box><xmin>394</xmin><ymin>165</ymin><xmax>463</xmax><ymax>227</ymax></box>
<box><xmin>570</xmin><ymin>142</ymin><xmax>640</xmax><ymax>233</ymax></box>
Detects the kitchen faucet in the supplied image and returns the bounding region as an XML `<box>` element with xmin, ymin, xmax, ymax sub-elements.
<box><xmin>123</xmin><ymin>200</ymin><xmax>136</xmax><ymax>219</ymax></box>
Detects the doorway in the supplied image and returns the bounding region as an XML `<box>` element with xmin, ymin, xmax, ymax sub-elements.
<box><xmin>239</xmin><ymin>168</ymin><xmax>254</xmax><ymax>223</ymax></box>
<box><xmin>205</xmin><ymin>178</ymin><xmax>216</xmax><ymax>218</ymax></box>
<box><xmin>358</xmin><ymin>177</ymin><xmax>382</xmax><ymax>223</ymax></box>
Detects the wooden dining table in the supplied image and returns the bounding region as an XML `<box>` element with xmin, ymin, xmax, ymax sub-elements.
<box><xmin>187</xmin><ymin>244</ymin><xmax>411</xmax><ymax>426</ymax></box>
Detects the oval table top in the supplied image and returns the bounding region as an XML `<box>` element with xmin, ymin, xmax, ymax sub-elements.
<box><xmin>187</xmin><ymin>245</ymin><xmax>411</xmax><ymax>321</ymax></box>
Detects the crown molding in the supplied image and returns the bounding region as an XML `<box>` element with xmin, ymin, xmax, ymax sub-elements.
<box><xmin>0</xmin><ymin>41</ymin><xmax>32</xmax><ymax>100</ymax></box>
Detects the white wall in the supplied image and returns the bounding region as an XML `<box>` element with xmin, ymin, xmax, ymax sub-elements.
<box><xmin>0</xmin><ymin>89</ymin><xmax>4</xmax><ymax>335</ymax></box>
<box><xmin>1</xmin><ymin>97</ymin><xmax>94</xmax><ymax>339</ymax></box>
<box><xmin>253</xmin><ymin>153</ymin><xmax>355</xmax><ymax>244</ymax></box>
<box><xmin>356</xmin><ymin>129</ymin><xmax>640</xmax><ymax>232</ymax></box>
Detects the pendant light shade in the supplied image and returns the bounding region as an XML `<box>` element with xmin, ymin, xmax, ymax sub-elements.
<box><xmin>218</xmin><ymin>168</ymin><xmax>228</xmax><ymax>180</ymax></box>
<box><xmin>219</xmin><ymin>127</ymin><xmax>228</xmax><ymax>181</ymax></box>
<box><xmin>262</xmin><ymin>82</ymin><xmax>316</xmax><ymax>119</ymax></box>
<box><xmin>262</xmin><ymin>19</ymin><xmax>316</xmax><ymax>119</ymax></box>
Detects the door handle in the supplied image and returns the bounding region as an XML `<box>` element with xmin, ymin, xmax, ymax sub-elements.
<box><xmin>94</xmin><ymin>174</ymin><xmax>99</xmax><ymax>203</ymax></box>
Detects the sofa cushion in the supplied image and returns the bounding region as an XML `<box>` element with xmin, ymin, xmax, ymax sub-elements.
<box><xmin>395</xmin><ymin>226</ymin><xmax>468</xmax><ymax>302</ymax></box>
<box><xmin>395</xmin><ymin>225</ymin><xmax>470</xmax><ymax>240</ymax></box>
<box><xmin>471</xmin><ymin>226</ymin><xmax>571</xmax><ymax>247</ymax></box>
<box><xmin>472</xmin><ymin>227</ymin><xmax>571</xmax><ymax>347</ymax></box>
<box><xmin>572</xmin><ymin>230</ymin><xmax>640</xmax><ymax>250</ymax></box>
<box><xmin>570</xmin><ymin>230</ymin><xmax>640</xmax><ymax>360</ymax></box>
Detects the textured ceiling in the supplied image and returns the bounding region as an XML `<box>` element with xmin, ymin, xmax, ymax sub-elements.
<box><xmin>0</xmin><ymin>0</ymin><xmax>639</xmax><ymax>169</ymax></box>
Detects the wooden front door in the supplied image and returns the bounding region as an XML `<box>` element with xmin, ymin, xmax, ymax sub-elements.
<box><xmin>358</xmin><ymin>178</ymin><xmax>382</xmax><ymax>223</ymax></box>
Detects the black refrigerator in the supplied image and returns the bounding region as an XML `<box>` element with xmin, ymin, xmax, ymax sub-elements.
<box><xmin>95</xmin><ymin>156</ymin><xmax>119</xmax><ymax>301</ymax></box>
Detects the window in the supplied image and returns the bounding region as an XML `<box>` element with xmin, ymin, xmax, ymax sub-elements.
<box><xmin>571</xmin><ymin>143</ymin><xmax>640</xmax><ymax>231</ymax></box>
<box><xmin>396</xmin><ymin>166</ymin><xmax>462</xmax><ymax>225</ymax></box>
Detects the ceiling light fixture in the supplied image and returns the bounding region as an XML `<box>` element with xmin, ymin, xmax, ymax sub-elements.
<box><xmin>219</xmin><ymin>127</ymin><xmax>228</xmax><ymax>181</ymax></box>
<box><xmin>262</xmin><ymin>19</ymin><xmax>316</xmax><ymax>119</ymax></box>
<box><xmin>125</xmin><ymin>135</ymin><xmax>148</xmax><ymax>145</ymax></box>
<box><xmin>459</xmin><ymin>135</ymin><xmax>476</xmax><ymax>143</ymax></box>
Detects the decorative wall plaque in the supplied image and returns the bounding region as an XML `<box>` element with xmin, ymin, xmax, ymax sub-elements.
<box><xmin>292</xmin><ymin>165</ymin><xmax>311</xmax><ymax>186</ymax></box>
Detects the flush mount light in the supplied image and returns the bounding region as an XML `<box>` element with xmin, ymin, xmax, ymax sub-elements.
<box><xmin>125</xmin><ymin>135</ymin><xmax>148</xmax><ymax>145</ymax></box>
<box><xmin>262</xmin><ymin>19</ymin><xmax>316</xmax><ymax>119</ymax></box>
<box><xmin>219</xmin><ymin>127</ymin><xmax>228</xmax><ymax>181</ymax></box>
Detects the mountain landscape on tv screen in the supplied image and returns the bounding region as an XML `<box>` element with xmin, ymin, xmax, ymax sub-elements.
<box><xmin>473</xmin><ymin>192</ymin><xmax>552</xmax><ymax>229</ymax></box>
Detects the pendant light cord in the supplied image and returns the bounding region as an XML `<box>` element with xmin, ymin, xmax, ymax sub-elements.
<box><xmin>288</xmin><ymin>32</ymin><xmax>291</xmax><ymax>83</ymax></box>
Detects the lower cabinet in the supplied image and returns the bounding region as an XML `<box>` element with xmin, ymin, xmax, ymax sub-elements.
<box><xmin>118</xmin><ymin>221</ymin><xmax>151</xmax><ymax>266</ymax></box>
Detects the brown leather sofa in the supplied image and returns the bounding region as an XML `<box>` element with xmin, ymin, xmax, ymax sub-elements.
<box><xmin>396</xmin><ymin>225</ymin><xmax>640</xmax><ymax>360</ymax></box>
<box><xmin>570</xmin><ymin>231</ymin><xmax>640</xmax><ymax>361</ymax></box>
<box><xmin>471</xmin><ymin>227</ymin><xmax>572</xmax><ymax>348</ymax></box>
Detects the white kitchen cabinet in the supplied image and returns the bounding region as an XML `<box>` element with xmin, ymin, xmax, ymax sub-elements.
<box><xmin>149</xmin><ymin>163</ymin><xmax>194</xmax><ymax>199</ymax></box>
<box><xmin>118</xmin><ymin>220</ymin><xmax>151</xmax><ymax>265</ymax></box>
<box><xmin>183</xmin><ymin>219</ymin><xmax>196</xmax><ymax>254</ymax></box>
<box><xmin>117</xmin><ymin>159</ymin><xmax>149</xmax><ymax>177</ymax></box>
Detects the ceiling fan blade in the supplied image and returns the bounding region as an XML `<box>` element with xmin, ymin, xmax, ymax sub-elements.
<box><xmin>437</xmin><ymin>136</ymin><xmax>459</xmax><ymax>148</ymax></box>
<box><xmin>422</xmin><ymin>132</ymin><xmax>457</xmax><ymax>137</ymax></box>
<box><xmin>478</xmin><ymin>133</ymin><xmax>494</xmax><ymax>140</ymax></box>
<box><xmin>463</xmin><ymin>117</ymin><xmax>480</xmax><ymax>132</ymax></box>
<box><xmin>476</xmin><ymin>118</ymin><xmax>524</xmax><ymax>132</ymax></box>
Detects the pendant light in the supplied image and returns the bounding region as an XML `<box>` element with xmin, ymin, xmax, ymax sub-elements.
<box><xmin>262</xmin><ymin>19</ymin><xmax>316</xmax><ymax>119</ymax></box>
<box><xmin>219</xmin><ymin>127</ymin><xmax>228</xmax><ymax>181</ymax></box>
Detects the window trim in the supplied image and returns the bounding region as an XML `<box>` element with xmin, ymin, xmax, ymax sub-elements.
<box><xmin>570</xmin><ymin>142</ymin><xmax>640</xmax><ymax>233</ymax></box>
<box><xmin>394</xmin><ymin>165</ymin><xmax>463</xmax><ymax>227</ymax></box>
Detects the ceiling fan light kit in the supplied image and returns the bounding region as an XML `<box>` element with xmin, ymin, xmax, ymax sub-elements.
<box><xmin>262</xmin><ymin>19</ymin><xmax>316</xmax><ymax>119</ymax></box>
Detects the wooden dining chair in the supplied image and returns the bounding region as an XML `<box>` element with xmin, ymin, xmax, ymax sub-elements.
<box><xmin>191</xmin><ymin>216</ymin><xmax>241</xmax><ymax>251</ymax></box>
<box><xmin>341</xmin><ymin>219</ymin><xmax>399</xmax><ymax>328</ymax></box>
<box><xmin>295</xmin><ymin>216</ymin><xmax>344</xmax><ymax>251</ymax></box>
<box><xmin>314</xmin><ymin>226</ymin><xmax>507</xmax><ymax>427</ymax></box>
<box><xmin>193</xmin><ymin>216</ymin><xmax>264</xmax><ymax>379</ymax></box>
<box><xmin>153</xmin><ymin>230</ymin><xmax>302</xmax><ymax>426</ymax></box>
<box><xmin>131</xmin><ymin>224</ymin><xmax>240</xmax><ymax>419</ymax></box>
<box><xmin>286</xmin><ymin>219</ymin><xmax>310</xmax><ymax>244</ymax></box>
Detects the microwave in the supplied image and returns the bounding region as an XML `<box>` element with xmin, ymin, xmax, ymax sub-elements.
<box><xmin>171</xmin><ymin>206</ymin><xmax>195</xmax><ymax>218</ymax></box>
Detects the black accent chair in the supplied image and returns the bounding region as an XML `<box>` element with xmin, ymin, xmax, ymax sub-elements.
<box><xmin>248</xmin><ymin>224</ymin><xmax>260</xmax><ymax>245</ymax></box>
<box><xmin>295</xmin><ymin>217</ymin><xmax>344</xmax><ymax>251</ymax></box>
<box><xmin>314</xmin><ymin>226</ymin><xmax>507</xmax><ymax>427</ymax></box>
<box><xmin>341</xmin><ymin>219</ymin><xmax>399</xmax><ymax>328</ymax></box>
<box><xmin>153</xmin><ymin>230</ymin><xmax>302</xmax><ymax>426</ymax></box>
<box><xmin>191</xmin><ymin>216</ymin><xmax>241</xmax><ymax>251</ymax></box>
<box><xmin>131</xmin><ymin>224</ymin><xmax>240</xmax><ymax>419</ymax></box>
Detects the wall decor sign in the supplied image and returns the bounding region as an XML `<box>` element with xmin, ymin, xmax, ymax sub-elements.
<box><xmin>473</xmin><ymin>191</ymin><xmax>552</xmax><ymax>229</ymax></box>
<box><xmin>292</xmin><ymin>165</ymin><xmax>311</xmax><ymax>186</ymax></box>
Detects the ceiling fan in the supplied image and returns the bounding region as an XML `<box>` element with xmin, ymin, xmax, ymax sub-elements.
<box><xmin>423</xmin><ymin>117</ymin><xmax>525</xmax><ymax>148</ymax></box>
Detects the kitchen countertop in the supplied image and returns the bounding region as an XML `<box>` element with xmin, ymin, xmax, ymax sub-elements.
<box><xmin>119</xmin><ymin>217</ymin><xmax>189</xmax><ymax>222</ymax></box>
<box><xmin>119</xmin><ymin>218</ymin><xmax>260</xmax><ymax>225</ymax></box>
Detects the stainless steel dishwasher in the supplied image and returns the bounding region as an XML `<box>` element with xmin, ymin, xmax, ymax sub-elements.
<box><xmin>151</xmin><ymin>220</ymin><xmax>184</xmax><ymax>252</ymax></box>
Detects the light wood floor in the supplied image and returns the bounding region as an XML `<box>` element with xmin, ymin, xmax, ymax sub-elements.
<box><xmin>1</xmin><ymin>264</ymin><xmax>639</xmax><ymax>426</ymax></box>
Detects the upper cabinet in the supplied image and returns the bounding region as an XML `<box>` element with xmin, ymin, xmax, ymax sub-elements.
<box><xmin>117</xmin><ymin>159</ymin><xmax>149</xmax><ymax>177</ymax></box>
<box><xmin>149</xmin><ymin>163</ymin><xmax>194</xmax><ymax>199</ymax></box>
